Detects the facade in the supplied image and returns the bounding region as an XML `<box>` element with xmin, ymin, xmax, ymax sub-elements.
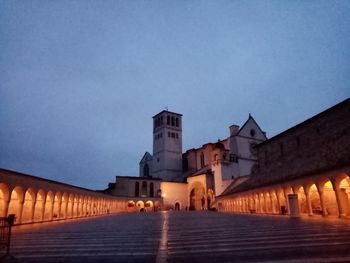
<box><xmin>122</xmin><ymin>110</ymin><xmax>266</xmax><ymax>211</ymax></box>
<box><xmin>216</xmin><ymin>98</ymin><xmax>350</xmax><ymax>219</ymax></box>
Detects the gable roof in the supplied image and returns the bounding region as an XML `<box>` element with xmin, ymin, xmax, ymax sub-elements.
<box><xmin>238</xmin><ymin>114</ymin><xmax>267</xmax><ymax>139</ymax></box>
<box><xmin>139</xmin><ymin>152</ymin><xmax>152</xmax><ymax>164</ymax></box>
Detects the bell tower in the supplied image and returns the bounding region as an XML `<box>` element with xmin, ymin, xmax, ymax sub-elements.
<box><xmin>152</xmin><ymin>110</ymin><xmax>183</xmax><ymax>181</ymax></box>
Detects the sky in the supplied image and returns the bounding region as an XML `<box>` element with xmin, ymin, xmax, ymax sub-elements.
<box><xmin>1</xmin><ymin>1</ymin><xmax>349</xmax><ymax>190</ymax></box>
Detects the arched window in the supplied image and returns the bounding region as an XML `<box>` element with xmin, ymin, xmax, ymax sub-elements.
<box><xmin>141</xmin><ymin>181</ymin><xmax>147</xmax><ymax>196</ymax></box>
<box><xmin>143</xmin><ymin>164</ymin><xmax>150</xmax><ymax>177</ymax></box>
<box><xmin>200</xmin><ymin>153</ymin><xmax>205</xmax><ymax>168</ymax></box>
<box><xmin>135</xmin><ymin>182</ymin><xmax>139</xmax><ymax>197</ymax></box>
<box><xmin>150</xmin><ymin>183</ymin><xmax>154</xmax><ymax>197</ymax></box>
<box><xmin>171</xmin><ymin>116</ymin><xmax>175</xmax><ymax>126</ymax></box>
<box><xmin>175</xmin><ymin>118</ymin><xmax>179</xmax><ymax>127</ymax></box>
<box><xmin>167</xmin><ymin>116</ymin><xmax>170</xmax><ymax>125</ymax></box>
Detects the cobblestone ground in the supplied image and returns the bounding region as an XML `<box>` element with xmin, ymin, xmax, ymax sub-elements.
<box><xmin>5</xmin><ymin>211</ymin><xmax>350</xmax><ymax>263</ymax></box>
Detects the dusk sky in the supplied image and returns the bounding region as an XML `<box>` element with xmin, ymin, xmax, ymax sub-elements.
<box><xmin>1</xmin><ymin>1</ymin><xmax>349</xmax><ymax>189</ymax></box>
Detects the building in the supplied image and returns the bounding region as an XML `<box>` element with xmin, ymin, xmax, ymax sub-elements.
<box><xmin>106</xmin><ymin>109</ymin><xmax>267</xmax><ymax>211</ymax></box>
<box><xmin>216</xmin><ymin>98</ymin><xmax>350</xmax><ymax>218</ymax></box>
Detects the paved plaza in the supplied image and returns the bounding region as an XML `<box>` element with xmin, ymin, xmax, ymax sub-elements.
<box><xmin>6</xmin><ymin>212</ymin><xmax>350</xmax><ymax>263</ymax></box>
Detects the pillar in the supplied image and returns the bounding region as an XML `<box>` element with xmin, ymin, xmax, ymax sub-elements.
<box><xmin>17</xmin><ymin>200</ymin><xmax>24</xmax><ymax>224</ymax></box>
<box><xmin>30</xmin><ymin>200</ymin><xmax>36</xmax><ymax>223</ymax></box>
<box><xmin>304</xmin><ymin>187</ymin><xmax>313</xmax><ymax>216</ymax></box>
<box><xmin>332</xmin><ymin>183</ymin><xmax>345</xmax><ymax>218</ymax></box>
<box><xmin>317</xmin><ymin>186</ymin><xmax>328</xmax><ymax>217</ymax></box>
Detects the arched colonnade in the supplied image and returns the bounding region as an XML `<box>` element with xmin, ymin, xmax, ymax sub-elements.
<box><xmin>220</xmin><ymin>170</ymin><xmax>350</xmax><ymax>218</ymax></box>
<box><xmin>0</xmin><ymin>169</ymin><xmax>128</xmax><ymax>225</ymax></box>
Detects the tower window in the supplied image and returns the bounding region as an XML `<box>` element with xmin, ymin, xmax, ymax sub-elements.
<box><xmin>168</xmin><ymin>132</ymin><xmax>170</xmax><ymax>137</ymax></box>
<box><xmin>167</xmin><ymin>116</ymin><xmax>170</xmax><ymax>125</ymax></box>
<box><xmin>160</xmin><ymin>116</ymin><xmax>163</xmax><ymax>125</ymax></box>
<box><xmin>176</xmin><ymin>118</ymin><xmax>179</xmax><ymax>127</ymax></box>
<box><xmin>171</xmin><ymin>116</ymin><xmax>175</xmax><ymax>126</ymax></box>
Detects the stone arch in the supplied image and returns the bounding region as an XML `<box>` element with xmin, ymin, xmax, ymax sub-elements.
<box><xmin>127</xmin><ymin>200</ymin><xmax>135</xmax><ymax>211</ymax></box>
<box><xmin>34</xmin><ymin>189</ymin><xmax>45</xmax><ymax>221</ymax></box>
<box><xmin>22</xmin><ymin>188</ymin><xmax>36</xmax><ymax>223</ymax></box>
<box><xmin>307</xmin><ymin>183</ymin><xmax>322</xmax><ymax>215</ymax></box>
<box><xmin>61</xmin><ymin>193</ymin><xmax>69</xmax><ymax>219</ymax></box>
<box><xmin>73</xmin><ymin>195</ymin><xmax>79</xmax><ymax>217</ymax></box>
<box><xmin>8</xmin><ymin>186</ymin><xmax>24</xmax><ymax>223</ymax></box>
<box><xmin>189</xmin><ymin>182</ymin><xmax>206</xmax><ymax>211</ymax></box>
<box><xmin>293</xmin><ymin>185</ymin><xmax>307</xmax><ymax>214</ymax></box>
<box><xmin>174</xmin><ymin>201</ymin><xmax>180</xmax><ymax>211</ymax></box>
<box><xmin>67</xmin><ymin>194</ymin><xmax>74</xmax><ymax>218</ymax></box>
<box><xmin>44</xmin><ymin>191</ymin><xmax>54</xmax><ymax>221</ymax></box>
<box><xmin>53</xmin><ymin>192</ymin><xmax>61</xmax><ymax>220</ymax></box>
<box><xmin>0</xmin><ymin>183</ymin><xmax>10</xmax><ymax>217</ymax></box>
<box><xmin>318</xmin><ymin>179</ymin><xmax>338</xmax><ymax>216</ymax></box>
<box><xmin>269</xmin><ymin>191</ymin><xmax>279</xmax><ymax>214</ymax></box>
<box><xmin>136</xmin><ymin>200</ymin><xmax>145</xmax><ymax>212</ymax></box>
<box><xmin>333</xmin><ymin>172</ymin><xmax>350</xmax><ymax>217</ymax></box>
<box><xmin>145</xmin><ymin>200</ymin><xmax>154</xmax><ymax>211</ymax></box>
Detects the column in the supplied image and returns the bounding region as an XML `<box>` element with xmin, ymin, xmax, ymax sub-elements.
<box><xmin>304</xmin><ymin>187</ymin><xmax>313</xmax><ymax>216</ymax></box>
<box><xmin>332</xmin><ymin>184</ymin><xmax>345</xmax><ymax>218</ymax></box>
<box><xmin>3</xmin><ymin>199</ymin><xmax>10</xmax><ymax>217</ymax></box>
<box><xmin>17</xmin><ymin>200</ymin><xmax>24</xmax><ymax>224</ymax></box>
<box><xmin>275</xmin><ymin>191</ymin><xmax>281</xmax><ymax>214</ymax></box>
<box><xmin>30</xmin><ymin>200</ymin><xmax>36</xmax><ymax>223</ymax></box>
<box><xmin>263</xmin><ymin>193</ymin><xmax>267</xmax><ymax>213</ymax></box>
<box><xmin>317</xmin><ymin>186</ymin><xmax>328</xmax><ymax>217</ymax></box>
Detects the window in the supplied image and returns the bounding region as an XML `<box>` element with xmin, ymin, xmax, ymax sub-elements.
<box><xmin>176</xmin><ymin>117</ymin><xmax>179</xmax><ymax>127</ymax></box>
<box><xmin>171</xmin><ymin>116</ymin><xmax>175</xmax><ymax>126</ymax></box>
<box><xmin>171</xmin><ymin>132</ymin><xmax>175</xmax><ymax>138</ymax></box>
<box><xmin>135</xmin><ymin>182</ymin><xmax>139</xmax><ymax>197</ymax></box>
<box><xmin>250</xmin><ymin>129</ymin><xmax>256</xmax><ymax>137</ymax></box>
<box><xmin>143</xmin><ymin>164</ymin><xmax>150</xmax><ymax>177</ymax></box>
<box><xmin>200</xmin><ymin>153</ymin><xmax>205</xmax><ymax>168</ymax></box>
<box><xmin>167</xmin><ymin>116</ymin><xmax>170</xmax><ymax>125</ymax></box>
<box><xmin>150</xmin><ymin>183</ymin><xmax>154</xmax><ymax>197</ymax></box>
<box><xmin>141</xmin><ymin>181</ymin><xmax>147</xmax><ymax>196</ymax></box>
<box><xmin>160</xmin><ymin>116</ymin><xmax>163</xmax><ymax>125</ymax></box>
<box><xmin>168</xmin><ymin>131</ymin><xmax>170</xmax><ymax>137</ymax></box>
<box><xmin>229</xmin><ymin>154</ymin><xmax>238</xmax><ymax>163</ymax></box>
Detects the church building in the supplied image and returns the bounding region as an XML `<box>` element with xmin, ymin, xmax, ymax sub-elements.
<box><xmin>106</xmin><ymin>109</ymin><xmax>267</xmax><ymax>211</ymax></box>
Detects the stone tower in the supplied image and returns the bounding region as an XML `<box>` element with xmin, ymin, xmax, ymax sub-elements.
<box><xmin>152</xmin><ymin>110</ymin><xmax>183</xmax><ymax>181</ymax></box>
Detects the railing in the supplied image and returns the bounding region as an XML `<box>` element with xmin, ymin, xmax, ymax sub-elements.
<box><xmin>0</xmin><ymin>215</ymin><xmax>15</xmax><ymax>257</ymax></box>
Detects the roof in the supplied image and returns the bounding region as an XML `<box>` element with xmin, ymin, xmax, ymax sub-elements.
<box><xmin>238</xmin><ymin>114</ymin><xmax>267</xmax><ymax>139</ymax></box>
<box><xmin>257</xmin><ymin>98</ymin><xmax>350</xmax><ymax>147</ymax></box>
<box><xmin>116</xmin><ymin>175</ymin><xmax>162</xmax><ymax>181</ymax></box>
<box><xmin>152</xmin><ymin>110</ymin><xmax>182</xmax><ymax>118</ymax></box>
<box><xmin>0</xmin><ymin>168</ymin><xmax>101</xmax><ymax>193</ymax></box>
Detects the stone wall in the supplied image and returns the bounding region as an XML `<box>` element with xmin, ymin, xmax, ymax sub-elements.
<box><xmin>255</xmin><ymin>99</ymin><xmax>350</xmax><ymax>184</ymax></box>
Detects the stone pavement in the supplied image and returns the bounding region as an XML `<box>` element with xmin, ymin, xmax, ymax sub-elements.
<box><xmin>5</xmin><ymin>211</ymin><xmax>350</xmax><ymax>262</ymax></box>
